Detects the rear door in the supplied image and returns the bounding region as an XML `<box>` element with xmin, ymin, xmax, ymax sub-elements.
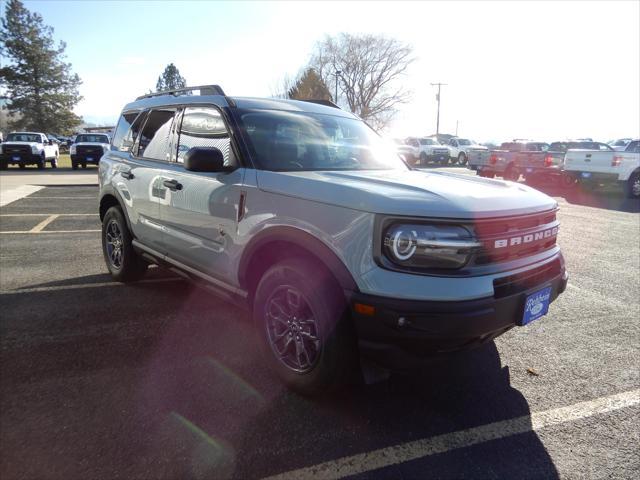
<box><xmin>157</xmin><ymin>105</ymin><xmax>245</xmax><ymax>285</ymax></box>
<box><xmin>114</xmin><ymin>108</ymin><xmax>176</xmax><ymax>253</ymax></box>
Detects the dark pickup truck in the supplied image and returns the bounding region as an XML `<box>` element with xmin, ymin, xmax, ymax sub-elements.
<box><xmin>468</xmin><ymin>141</ymin><xmax>549</xmax><ymax>181</ymax></box>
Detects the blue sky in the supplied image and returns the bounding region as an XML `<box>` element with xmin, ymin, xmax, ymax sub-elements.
<box><xmin>6</xmin><ymin>0</ymin><xmax>640</xmax><ymax>141</ymax></box>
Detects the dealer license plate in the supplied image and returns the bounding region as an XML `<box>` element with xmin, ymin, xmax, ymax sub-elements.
<box><xmin>12</xmin><ymin>156</ymin><xmax>20</xmax><ymax>161</ymax></box>
<box><xmin>521</xmin><ymin>286</ymin><xmax>552</xmax><ymax>326</ymax></box>
<box><xmin>526</xmin><ymin>168</ymin><xmax>533</xmax><ymax>173</ymax></box>
<box><xmin>86</xmin><ymin>157</ymin><xmax>93</xmax><ymax>162</ymax></box>
<box><xmin>581</xmin><ymin>172</ymin><xmax>591</xmax><ymax>178</ymax></box>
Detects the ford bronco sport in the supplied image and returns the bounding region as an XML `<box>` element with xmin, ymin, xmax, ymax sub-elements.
<box><xmin>99</xmin><ymin>85</ymin><xmax>568</xmax><ymax>395</ymax></box>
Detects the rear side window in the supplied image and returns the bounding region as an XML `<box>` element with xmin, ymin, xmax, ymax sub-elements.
<box><xmin>627</xmin><ymin>141</ymin><xmax>639</xmax><ymax>153</ymax></box>
<box><xmin>137</xmin><ymin>109</ymin><xmax>176</xmax><ymax>161</ymax></box>
<box><xmin>112</xmin><ymin>112</ymin><xmax>140</xmax><ymax>151</ymax></box>
<box><xmin>177</xmin><ymin>106</ymin><xmax>233</xmax><ymax>166</ymax></box>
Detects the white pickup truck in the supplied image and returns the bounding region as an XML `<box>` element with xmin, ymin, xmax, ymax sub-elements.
<box><xmin>446</xmin><ymin>137</ymin><xmax>488</xmax><ymax>165</ymax></box>
<box><xmin>564</xmin><ymin>139</ymin><xmax>640</xmax><ymax>198</ymax></box>
<box><xmin>0</xmin><ymin>131</ymin><xmax>59</xmax><ymax>169</ymax></box>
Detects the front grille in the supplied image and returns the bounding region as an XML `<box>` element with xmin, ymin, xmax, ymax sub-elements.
<box><xmin>493</xmin><ymin>259</ymin><xmax>561</xmax><ymax>298</ymax></box>
<box><xmin>4</xmin><ymin>145</ymin><xmax>30</xmax><ymax>155</ymax></box>
<box><xmin>76</xmin><ymin>146</ymin><xmax>103</xmax><ymax>156</ymax></box>
<box><xmin>432</xmin><ymin>149</ymin><xmax>449</xmax><ymax>155</ymax></box>
<box><xmin>472</xmin><ymin>210</ymin><xmax>558</xmax><ymax>265</ymax></box>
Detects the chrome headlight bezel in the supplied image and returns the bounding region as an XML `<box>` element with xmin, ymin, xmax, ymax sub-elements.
<box><xmin>374</xmin><ymin>216</ymin><xmax>481</xmax><ymax>274</ymax></box>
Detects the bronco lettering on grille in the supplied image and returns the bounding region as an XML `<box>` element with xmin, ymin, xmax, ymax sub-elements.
<box><xmin>494</xmin><ymin>226</ymin><xmax>558</xmax><ymax>249</ymax></box>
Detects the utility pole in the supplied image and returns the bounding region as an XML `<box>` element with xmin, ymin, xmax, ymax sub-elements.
<box><xmin>430</xmin><ymin>83</ymin><xmax>447</xmax><ymax>136</ymax></box>
<box><xmin>455</xmin><ymin>120</ymin><xmax>459</xmax><ymax>136</ymax></box>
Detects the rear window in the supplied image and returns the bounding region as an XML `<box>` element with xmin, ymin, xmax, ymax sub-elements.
<box><xmin>627</xmin><ymin>141</ymin><xmax>640</xmax><ymax>153</ymax></box>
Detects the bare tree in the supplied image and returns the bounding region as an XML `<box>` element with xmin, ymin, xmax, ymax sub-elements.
<box><xmin>311</xmin><ymin>33</ymin><xmax>414</xmax><ymax>131</ymax></box>
<box><xmin>270</xmin><ymin>73</ymin><xmax>297</xmax><ymax>99</ymax></box>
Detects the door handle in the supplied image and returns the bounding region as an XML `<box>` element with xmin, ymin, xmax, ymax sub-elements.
<box><xmin>163</xmin><ymin>179</ymin><xmax>183</xmax><ymax>191</ymax></box>
<box><xmin>120</xmin><ymin>171</ymin><xmax>134</xmax><ymax>180</ymax></box>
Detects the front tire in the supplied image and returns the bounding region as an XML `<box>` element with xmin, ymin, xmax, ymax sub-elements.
<box><xmin>37</xmin><ymin>155</ymin><xmax>45</xmax><ymax>170</ymax></box>
<box><xmin>419</xmin><ymin>152</ymin><xmax>427</xmax><ymax>166</ymax></box>
<box><xmin>626</xmin><ymin>171</ymin><xmax>640</xmax><ymax>199</ymax></box>
<box><xmin>457</xmin><ymin>153</ymin><xmax>467</xmax><ymax>165</ymax></box>
<box><xmin>101</xmin><ymin>206</ymin><xmax>147</xmax><ymax>282</ymax></box>
<box><xmin>253</xmin><ymin>258</ymin><xmax>355</xmax><ymax>396</ymax></box>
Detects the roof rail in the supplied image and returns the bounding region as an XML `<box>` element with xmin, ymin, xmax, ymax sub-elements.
<box><xmin>300</xmin><ymin>99</ymin><xmax>340</xmax><ymax>109</ymax></box>
<box><xmin>136</xmin><ymin>84</ymin><xmax>226</xmax><ymax>101</ymax></box>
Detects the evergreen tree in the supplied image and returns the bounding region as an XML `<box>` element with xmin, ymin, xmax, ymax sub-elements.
<box><xmin>0</xmin><ymin>0</ymin><xmax>82</xmax><ymax>133</ymax></box>
<box><xmin>155</xmin><ymin>63</ymin><xmax>187</xmax><ymax>91</ymax></box>
<box><xmin>287</xmin><ymin>68</ymin><xmax>331</xmax><ymax>101</ymax></box>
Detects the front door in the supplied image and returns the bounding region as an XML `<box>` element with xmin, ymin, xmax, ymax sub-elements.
<box><xmin>158</xmin><ymin>106</ymin><xmax>245</xmax><ymax>286</ymax></box>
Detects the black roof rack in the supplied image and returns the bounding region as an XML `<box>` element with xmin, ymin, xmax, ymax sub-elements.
<box><xmin>136</xmin><ymin>84</ymin><xmax>226</xmax><ymax>101</ymax></box>
<box><xmin>299</xmin><ymin>99</ymin><xmax>340</xmax><ymax>109</ymax></box>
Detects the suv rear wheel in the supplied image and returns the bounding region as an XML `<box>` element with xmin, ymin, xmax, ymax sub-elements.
<box><xmin>253</xmin><ymin>258</ymin><xmax>355</xmax><ymax>396</ymax></box>
<box><xmin>101</xmin><ymin>206</ymin><xmax>147</xmax><ymax>282</ymax></box>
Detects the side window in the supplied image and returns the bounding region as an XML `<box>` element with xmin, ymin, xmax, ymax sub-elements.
<box><xmin>117</xmin><ymin>112</ymin><xmax>147</xmax><ymax>153</ymax></box>
<box><xmin>598</xmin><ymin>143</ymin><xmax>612</xmax><ymax>151</ymax></box>
<box><xmin>112</xmin><ymin>112</ymin><xmax>140</xmax><ymax>152</ymax></box>
<box><xmin>177</xmin><ymin>106</ymin><xmax>234</xmax><ymax>166</ymax></box>
<box><xmin>627</xmin><ymin>141</ymin><xmax>639</xmax><ymax>153</ymax></box>
<box><xmin>137</xmin><ymin>109</ymin><xmax>176</xmax><ymax>161</ymax></box>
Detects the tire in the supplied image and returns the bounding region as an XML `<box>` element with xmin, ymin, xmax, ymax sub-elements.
<box><xmin>0</xmin><ymin>161</ymin><xmax>7</xmax><ymax>170</ymax></box>
<box><xmin>253</xmin><ymin>258</ymin><xmax>356</xmax><ymax>396</ymax></box>
<box><xmin>19</xmin><ymin>164</ymin><xmax>26</xmax><ymax>170</ymax></box>
<box><xmin>51</xmin><ymin>155</ymin><xmax>58</xmax><ymax>169</ymax></box>
<box><xmin>419</xmin><ymin>152</ymin><xmax>427</xmax><ymax>165</ymax></box>
<box><xmin>101</xmin><ymin>206</ymin><xmax>148</xmax><ymax>282</ymax></box>
<box><xmin>503</xmin><ymin>164</ymin><xmax>519</xmax><ymax>182</ymax></box>
<box><xmin>457</xmin><ymin>153</ymin><xmax>467</xmax><ymax>165</ymax></box>
<box><xmin>72</xmin><ymin>161</ymin><xmax>78</xmax><ymax>170</ymax></box>
<box><xmin>626</xmin><ymin>171</ymin><xmax>640</xmax><ymax>199</ymax></box>
<box><xmin>82</xmin><ymin>162</ymin><xmax>87</xmax><ymax>169</ymax></box>
<box><xmin>37</xmin><ymin>156</ymin><xmax>45</xmax><ymax>170</ymax></box>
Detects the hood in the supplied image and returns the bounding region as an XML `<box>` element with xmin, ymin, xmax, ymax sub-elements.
<box><xmin>465</xmin><ymin>144</ymin><xmax>488</xmax><ymax>150</ymax></box>
<box><xmin>257</xmin><ymin>169</ymin><xmax>557</xmax><ymax>219</ymax></box>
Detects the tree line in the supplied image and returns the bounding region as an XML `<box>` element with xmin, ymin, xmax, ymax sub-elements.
<box><xmin>1</xmin><ymin>0</ymin><xmax>414</xmax><ymax>135</ymax></box>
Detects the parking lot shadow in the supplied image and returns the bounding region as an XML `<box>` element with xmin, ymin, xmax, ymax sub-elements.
<box><xmin>529</xmin><ymin>183</ymin><xmax>639</xmax><ymax>213</ymax></box>
<box><xmin>1</xmin><ymin>279</ymin><xmax>558</xmax><ymax>480</ymax></box>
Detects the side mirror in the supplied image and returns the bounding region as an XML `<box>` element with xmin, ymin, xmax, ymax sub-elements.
<box><xmin>48</xmin><ymin>140</ymin><xmax>53</xmax><ymax>145</ymax></box>
<box><xmin>183</xmin><ymin>147</ymin><xmax>225</xmax><ymax>172</ymax></box>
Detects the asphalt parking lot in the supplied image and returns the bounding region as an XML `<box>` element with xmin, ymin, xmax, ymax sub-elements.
<box><xmin>0</xmin><ymin>173</ymin><xmax>638</xmax><ymax>479</ymax></box>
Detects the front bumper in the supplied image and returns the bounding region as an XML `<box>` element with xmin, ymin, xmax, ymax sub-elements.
<box><xmin>1</xmin><ymin>153</ymin><xmax>41</xmax><ymax>165</ymax></box>
<box><xmin>351</xmin><ymin>261</ymin><xmax>568</xmax><ymax>368</ymax></box>
<box><xmin>71</xmin><ymin>153</ymin><xmax>101</xmax><ymax>164</ymax></box>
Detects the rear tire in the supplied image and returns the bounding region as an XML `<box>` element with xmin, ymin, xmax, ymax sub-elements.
<box><xmin>253</xmin><ymin>258</ymin><xmax>356</xmax><ymax>396</ymax></box>
<box><xmin>101</xmin><ymin>206</ymin><xmax>148</xmax><ymax>282</ymax></box>
<box><xmin>626</xmin><ymin>171</ymin><xmax>640</xmax><ymax>199</ymax></box>
<box><xmin>503</xmin><ymin>164</ymin><xmax>519</xmax><ymax>182</ymax></box>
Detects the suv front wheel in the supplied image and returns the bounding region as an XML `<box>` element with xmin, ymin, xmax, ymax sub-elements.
<box><xmin>253</xmin><ymin>258</ymin><xmax>355</xmax><ymax>396</ymax></box>
<box><xmin>101</xmin><ymin>206</ymin><xmax>148</xmax><ymax>282</ymax></box>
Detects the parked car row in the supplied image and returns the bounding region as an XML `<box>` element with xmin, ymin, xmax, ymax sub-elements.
<box><xmin>467</xmin><ymin>139</ymin><xmax>640</xmax><ymax>198</ymax></box>
<box><xmin>393</xmin><ymin>136</ymin><xmax>488</xmax><ymax>166</ymax></box>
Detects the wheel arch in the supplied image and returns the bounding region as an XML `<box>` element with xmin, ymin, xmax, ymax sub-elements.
<box><xmin>99</xmin><ymin>190</ymin><xmax>134</xmax><ymax>233</ymax></box>
<box><xmin>238</xmin><ymin>226</ymin><xmax>359</xmax><ymax>302</ymax></box>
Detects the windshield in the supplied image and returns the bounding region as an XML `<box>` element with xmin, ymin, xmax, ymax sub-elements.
<box><xmin>237</xmin><ymin>109</ymin><xmax>408</xmax><ymax>171</ymax></box>
<box><xmin>75</xmin><ymin>134</ymin><xmax>109</xmax><ymax>143</ymax></box>
<box><xmin>419</xmin><ymin>138</ymin><xmax>439</xmax><ymax>145</ymax></box>
<box><xmin>458</xmin><ymin>139</ymin><xmax>472</xmax><ymax>145</ymax></box>
<box><xmin>6</xmin><ymin>133</ymin><xmax>41</xmax><ymax>142</ymax></box>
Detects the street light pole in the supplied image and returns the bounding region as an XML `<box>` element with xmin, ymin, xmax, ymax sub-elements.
<box><xmin>430</xmin><ymin>82</ymin><xmax>447</xmax><ymax>137</ymax></box>
<box><xmin>334</xmin><ymin>70</ymin><xmax>342</xmax><ymax>104</ymax></box>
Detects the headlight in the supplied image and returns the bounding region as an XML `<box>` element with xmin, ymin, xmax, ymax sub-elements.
<box><xmin>70</xmin><ymin>144</ymin><xmax>76</xmax><ymax>154</ymax></box>
<box><xmin>383</xmin><ymin>223</ymin><xmax>480</xmax><ymax>269</ymax></box>
<box><xmin>31</xmin><ymin>145</ymin><xmax>39</xmax><ymax>154</ymax></box>
<box><xmin>103</xmin><ymin>145</ymin><xmax>110</xmax><ymax>154</ymax></box>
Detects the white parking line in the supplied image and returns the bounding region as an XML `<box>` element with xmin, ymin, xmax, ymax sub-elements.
<box><xmin>0</xmin><ymin>229</ymin><xmax>100</xmax><ymax>234</ymax></box>
<box><xmin>265</xmin><ymin>388</ymin><xmax>640</xmax><ymax>480</ymax></box>
<box><xmin>0</xmin><ymin>276</ymin><xmax>183</xmax><ymax>295</ymax></box>
<box><xmin>18</xmin><ymin>196</ymin><xmax>96</xmax><ymax>199</ymax></box>
<box><xmin>29</xmin><ymin>214</ymin><xmax>60</xmax><ymax>232</ymax></box>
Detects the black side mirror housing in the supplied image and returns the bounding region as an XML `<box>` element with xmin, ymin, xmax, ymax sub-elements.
<box><xmin>183</xmin><ymin>147</ymin><xmax>226</xmax><ymax>172</ymax></box>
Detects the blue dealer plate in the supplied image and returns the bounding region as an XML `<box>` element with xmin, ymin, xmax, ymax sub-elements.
<box><xmin>12</xmin><ymin>156</ymin><xmax>20</xmax><ymax>161</ymax></box>
<box><xmin>86</xmin><ymin>157</ymin><xmax>93</xmax><ymax>161</ymax></box>
<box><xmin>526</xmin><ymin>168</ymin><xmax>533</xmax><ymax>173</ymax></box>
<box><xmin>581</xmin><ymin>172</ymin><xmax>592</xmax><ymax>178</ymax></box>
<box><xmin>522</xmin><ymin>286</ymin><xmax>552</xmax><ymax>326</ymax></box>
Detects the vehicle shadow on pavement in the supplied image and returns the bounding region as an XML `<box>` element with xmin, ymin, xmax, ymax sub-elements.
<box><xmin>0</xmin><ymin>280</ymin><xmax>559</xmax><ymax>480</ymax></box>
<box><xmin>529</xmin><ymin>183</ymin><xmax>639</xmax><ymax>213</ymax></box>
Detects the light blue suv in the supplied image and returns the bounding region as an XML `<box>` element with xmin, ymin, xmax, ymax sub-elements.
<box><xmin>99</xmin><ymin>85</ymin><xmax>568</xmax><ymax>395</ymax></box>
